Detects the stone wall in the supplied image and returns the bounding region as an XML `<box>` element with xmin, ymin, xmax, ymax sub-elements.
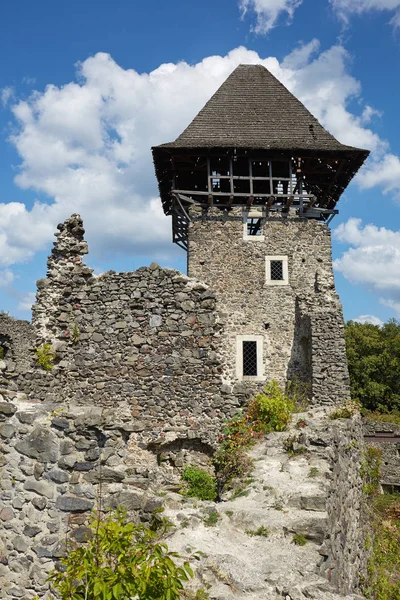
<box><xmin>363</xmin><ymin>418</ymin><xmax>400</xmax><ymax>488</ymax></box>
<box><xmin>1</xmin><ymin>391</ymin><xmax>202</xmax><ymax>600</ymax></box>
<box><xmin>187</xmin><ymin>207</ymin><xmax>350</xmax><ymax>404</ymax></box>
<box><xmin>3</xmin><ymin>215</ymin><xmax>248</xmax><ymax>446</ymax></box>
<box><xmin>320</xmin><ymin>415</ymin><xmax>369</xmax><ymax>594</ymax></box>
<box><xmin>0</xmin><ymin>314</ymin><xmax>35</xmax><ymax>382</ymax></box>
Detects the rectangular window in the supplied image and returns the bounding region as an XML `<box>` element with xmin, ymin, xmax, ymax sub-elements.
<box><xmin>270</xmin><ymin>260</ymin><xmax>283</xmax><ymax>281</ymax></box>
<box><xmin>265</xmin><ymin>256</ymin><xmax>289</xmax><ymax>286</ymax></box>
<box><xmin>247</xmin><ymin>218</ymin><xmax>262</xmax><ymax>237</ymax></box>
<box><xmin>243</xmin><ymin>211</ymin><xmax>265</xmax><ymax>241</ymax></box>
<box><xmin>242</xmin><ymin>341</ymin><xmax>258</xmax><ymax>376</ymax></box>
<box><xmin>236</xmin><ymin>335</ymin><xmax>264</xmax><ymax>381</ymax></box>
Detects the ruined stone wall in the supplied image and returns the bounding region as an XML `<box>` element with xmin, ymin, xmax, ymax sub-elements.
<box><xmin>3</xmin><ymin>216</ymin><xmax>246</xmax><ymax>447</ymax></box>
<box><xmin>320</xmin><ymin>415</ymin><xmax>369</xmax><ymax>594</ymax></box>
<box><xmin>0</xmin><ymin>392</ymin><xmax>201</xmax><ymax>600</ymax></box>
<box><xmin>363</xmin><ymin>418</ymin><xmax>400</xmax><ymax>489</ymax></box>
<box><xmin>187</xmin><ymin>207</ymin><xmax>350</xmax><ymax>404</ymax></box>
<box><xmin>0</xmin><ymin>314</ymin><xmax>35</xmax><ymax>381</ymax></box>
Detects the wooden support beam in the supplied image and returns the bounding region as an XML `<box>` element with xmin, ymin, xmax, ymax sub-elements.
<box><xmin>303</xmin><ymin>195</ymin><xmax>317</xmax><ymax>214</ymax></box>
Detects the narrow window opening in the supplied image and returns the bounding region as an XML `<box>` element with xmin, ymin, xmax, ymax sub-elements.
<box><xmin>243</xmin><ymin>341</ymin><xmax>258</xmax><ymax>376</ymax></box>
<box><xmin>270</xmin><ymin>260</ymin><xmax>284</xmax><ymax>281</ymax></box>
<box><xmin>247</xmin><ymin>218</ymin><xmax>262</xmax><ymax>236</ymax></box>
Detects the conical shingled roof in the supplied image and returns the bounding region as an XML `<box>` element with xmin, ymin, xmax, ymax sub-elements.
<box><xmin>156</xmin><ymin>64</ymin><xmax>364</xmax><ymax>152</ymax></box>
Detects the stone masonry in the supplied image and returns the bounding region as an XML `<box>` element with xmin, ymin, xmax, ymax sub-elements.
<box><xmin>188</xmin><ymin>206</ymin><xmax>350</xmax><ymax>404</ymax></box>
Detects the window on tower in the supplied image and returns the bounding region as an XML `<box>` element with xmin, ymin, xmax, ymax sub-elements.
<box><xmin>243</xmin><ymin>211</ymin><xmax>265</xmax><ymax>241</ymax></box>
<box><xmin>265</xmin><ymin>256</ymin><xmax>289</xmax><ymax>285</ymax></box>
<box><xmin>236</xmin><ymin>335</ymin><xmax>264</xmax><ymax>380</ymax></box>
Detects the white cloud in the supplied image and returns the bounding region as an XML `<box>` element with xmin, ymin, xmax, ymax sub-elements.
<box><xmin>1</xmin><ymin>87</ymin><xmax>14</xmax><ymax>107</ymax></box>
<box><xmin>334</xmin><ymin>218</ymin><xmax>400</xmax><ymax>311</ymax></box>
<box><xmin>379</xmin><ymin>298</ymin><xmax>400</xmax><ymax>314</ymax></box>
<box><xmin>17</xmin><ymin>291</ymin><xmax>36</xmax><ymax>312</ymax></box>
<box><xmin>330</xmin><ymin>0</ymin><xmax>400</xmax><ymax>27</ymax></box>
<box><xmin>354</xmin><ymin>314</ymin><xmax>383</xmax><ymax>326</ymax></box>
<box><xmin>0</xmin><ymin>269</ymin><xmax>14</xmax><ymax>288</ymax></box>
<box><xmin>0</xmin><ymin>42</ymin><xmax>398</xmax><ymax>272</ymax></box>
<box><xmin>358</xmin><ymin>153</ymin><xmax>400</xmax><ymax>197</ymax></box>
<box><xmin>239</xmin><ymin>0</ymin><xmax>303</xmax><ymax>33</ymax></box>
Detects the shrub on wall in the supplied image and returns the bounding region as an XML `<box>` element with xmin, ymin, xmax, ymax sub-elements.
<box><xmin>214</xmin><ymin>380</ymin><xmax>294</xmax><ymax>490</ymax></box>
<box><xmin>35</xmin><ymin>343</ymin><xmax>55</xmax><ymax>371</ymax></box>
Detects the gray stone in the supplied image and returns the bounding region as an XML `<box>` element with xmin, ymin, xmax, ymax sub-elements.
<box><xmin>46</xmin><ymin>468</ymin><xmax>69</xmax><ymax>483</ymax></box>
<box><xmin>13</xmin><ymin>536</ymin><xmax>28</xmax><ymax>553</ymax></box>
<box><xmin>51</xmin><ymin>417</ymin><xmax>70</xmax><ymax>430</ymax></box>
<box><xmin>149</xmin><ymin>315</ymin><xmax>162</xmax><ymax>328</ymax></box>
<box><xmin>23</xmin><ymin>525</ymin><xmax>41</xmax><ymax>537</ymax></box>
<box><xmin>74</xmin><ymin>461</ymin><xmax>96</xmax><ymax>471</ymax></box>
<box><xmin>0</xmin><ymin>423</ymin><xmax>15</xmax><ymax>439</ymax></box>
<box><xmin>70</xmin><ymin>526</ymin><xmax>92</xmax><ymax>543</ymax></box>
<box><xmin>0</xmin><ymin>506</ymin><xmax>14</xmax><ymax>521</ymax></box>
<box><xmin>31</xmin><ymin>496</ymin><xmax>47</xmax><ymax>510</ymax></box>
<box><xmin>0</xmin><ymin>403</ymin><xmax>17</xmax><ymax>416</ymax></box>
<box><xmin>16</xmin><ymin>411</ymin><xmax>37</xmax><ymax>425</ymax></box>
<box><xmin>15</xmin><ymin>426</ymin><xmax>59</xmax><ymax>463</ymax></box>
<box><xmin>56</xmin><ymin>496</ymin><xmax>94</xmax><ymax>512</ymax></box>
<box><xmin>24</xmin><ymin>478</ymin><xmax>54</xmax><ymax>499</ymax></box>
<box><xmin>84</xmin><ymin>466</ymin><xmax>125</xmax><ymax>483</ymax></box>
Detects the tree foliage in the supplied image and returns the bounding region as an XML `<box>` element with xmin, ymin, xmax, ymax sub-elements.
<box><xmin>47</xmin><ymin>509</ymin><xmax>195</xmax><ymax>600</ymax></box>
<box><xmin>345</xmin><ymin>319</ymin><xmax>400</xmax><ymax>413</ymax></box>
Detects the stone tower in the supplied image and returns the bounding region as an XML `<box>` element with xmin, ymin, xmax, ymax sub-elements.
<box><xmin>152</xmin><ymin>64</ymin><xmax>369</xmax><ymax>403</ymax></box>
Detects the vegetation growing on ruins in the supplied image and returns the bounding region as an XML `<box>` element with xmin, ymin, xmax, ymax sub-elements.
<box><xmin>213</xmin><ymin>380</ymin><xmax>295</xmax><ymax>490</ymax></box>
<box><xmin>361</xmin><ymin>446</ymin><xmax>400</xmax><ymax>600</ymax></box>
<box><xmin>46</xmin><ymin>508</ymin><xmax>206</xmax><ymax>600</ymax></box>
<box><xmin>345</xmin><ymin>319</ymin><xmax>400</xmax><ymax>416</ymax></box>
<box><xmin>35</xmin><ymin>342</ymin><xmax>55</xmax><ymax>371</ymax></box>
<box><xmin>329</xmin><ymin>399</ymin><xmax>361</xmax><ymax>420</ymax></box>
<box><xmin>181</xmin><ymin>466</ymin><xmax>217</xmax><ymax>501</ymax></box>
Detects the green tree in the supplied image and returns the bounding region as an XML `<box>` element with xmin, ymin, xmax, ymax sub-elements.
<box><xmin>345</xmin><ymin>319</ymin><xmax>400</xmax><ymax>413</ymax></box>
<box><xmin>47</xmin><ymin>509</ymin><xmax>195</xmax><ymax>600</ymax></box>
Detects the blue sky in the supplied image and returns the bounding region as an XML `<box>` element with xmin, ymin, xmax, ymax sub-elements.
<box><xmin>1</xmin><ymin>0</ymin><xmax>400</xmax><ymax>324</ymax></box>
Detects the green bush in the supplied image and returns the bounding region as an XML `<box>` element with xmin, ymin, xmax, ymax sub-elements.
<box><xmin>181</xmin><ymin>466</ymin><xmax>217</xmax><ymax>501</ymax></box>
<box><xmin>35</xmin><ymin>343</ymin><xmax>55</xmax><ymax>371</ymax></box>
<box><xmin>47</xmin><ymin>508</ymin><xmax>196</xmax><ymax>600</ymax></box>
<box><xmin>366</xmin><ymin>492</ymin><xmax>400</xmax><ymax>600</ymax></box>
<box><xmin>247</xmin><ymin>381</ymin><xmax>295</xmax><ymax>432</ymax></box>
<box><xmin>361</xmin><ymin>446</ymin><xmax>382</xmax><ymax>497</ymax></box>
<box><xmin>213</xmin><ymin>381</ymin><xmax>294</xmax><ymax>491</ymax></box>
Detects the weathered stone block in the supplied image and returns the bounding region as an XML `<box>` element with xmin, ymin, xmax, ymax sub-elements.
<box><xmin>15</xmin><ymin>426</ymin><xmax>59</xmax><ymax>463</ymax></box>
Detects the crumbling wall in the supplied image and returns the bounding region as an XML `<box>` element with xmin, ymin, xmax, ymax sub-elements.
<box><xmin>320</xmin><ymin>415</ymin><xmax>369</xmax><ymax>594</ymax></box>
<box><xmin>187</xmin><ymin>207</ymin><xmax>350</xmax><ymax>404</ymax></box>
<box><xmin>0</xmin><ymin>392</ymin><xmax>193</xmax><ymax>600</ymax></box>
<box><xmin>0</xmin><ymin>314</ymin><xmax>34</xmax><ymax>380</ymax></box>
<box><xmin>363</xmin><ymin>418</ymin><xmax>400</xmax><ymax>488</ymax></box>
<box><xmin>5</xmin><ymin>215</ymin><xmax>246</xmax><ymax>445</ymax></box>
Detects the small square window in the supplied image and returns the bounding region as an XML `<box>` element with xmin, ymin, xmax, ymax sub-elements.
<box><xmin>243</xmin><ymin>212</ymin><xmax>265</xmax><ymax>241</ymax></box>
<box><xmin>265</xmin><ymin>256</ymin><xmax>289</xmax><ymax>286</ymax></box>
<box><xmin>247</xmin><ymin>218</ymin><xmax>262</xmax><ymax>236</ymax></box>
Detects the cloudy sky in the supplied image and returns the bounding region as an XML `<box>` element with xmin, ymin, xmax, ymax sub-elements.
<box><xmin>0</xmin><ymin>0</ymin><xmax>400</xmax><ymax>324</ymax></box>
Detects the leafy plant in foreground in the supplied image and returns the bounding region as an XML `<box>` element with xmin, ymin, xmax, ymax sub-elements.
<box><xmin>47</xmin><ymin>508</ymin><xmax>194</xmax><ymax>600</ymax></box>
